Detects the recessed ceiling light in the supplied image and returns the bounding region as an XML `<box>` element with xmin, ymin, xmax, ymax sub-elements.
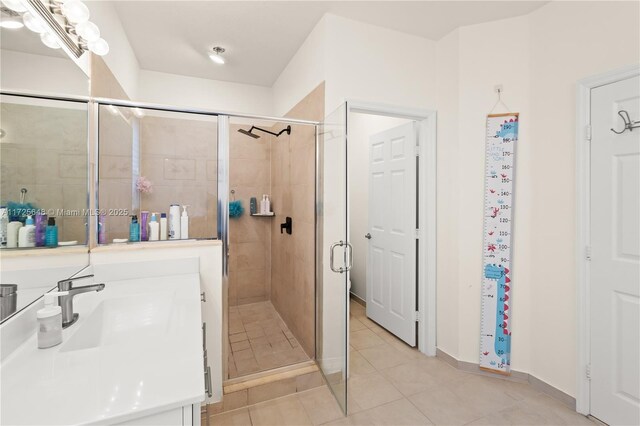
<box><xmin>209</xmin><ymin>46</ymin><xmax>225</xmax><ymax>65</ymax></box>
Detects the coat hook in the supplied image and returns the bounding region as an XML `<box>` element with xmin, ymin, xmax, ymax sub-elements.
<box><xmin>611</xmin><ymin>110</ymin><xmax>640</xmax><ymax>134</ymax></box>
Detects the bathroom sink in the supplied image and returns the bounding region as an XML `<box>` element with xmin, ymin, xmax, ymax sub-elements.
<box><xmin>60</xmin><ymin>291</ymin><xmax>175</xmax><ymax>352</ymax></box>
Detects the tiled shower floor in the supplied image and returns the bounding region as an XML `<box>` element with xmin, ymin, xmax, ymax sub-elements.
<box><xmin>228</xmin><ymin>301</ymin><xmax>310</xmax><ymax>379</ymax></box>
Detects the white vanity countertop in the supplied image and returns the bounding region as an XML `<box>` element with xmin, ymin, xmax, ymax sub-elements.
<box><xmin>0</xmin><ymin>273</ymin><xmax>205</xmax><ymax>425</ymax></box>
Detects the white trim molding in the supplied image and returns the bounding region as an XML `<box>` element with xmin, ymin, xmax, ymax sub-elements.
<box><xmin>575</xmin><ymin>63</ymin><xmax>640</xmax><ymax>415</ymax></box>
<box><xmin>346</xmin><ymin>100</ymin><xmax>437</xmax><ymax>357</ymax></box>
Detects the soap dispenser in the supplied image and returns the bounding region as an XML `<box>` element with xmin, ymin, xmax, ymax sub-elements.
<box><xmin>180</xmin><ymin>205</ymin><xmax>189</xmax><ymax>239</ymax></box>
<box><xmin>37</xmin><ymin>291</ymin><xmax>68</xmax><ymax>349</ymax></box>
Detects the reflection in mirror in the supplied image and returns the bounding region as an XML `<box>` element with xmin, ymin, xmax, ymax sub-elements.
<box><xmin>1</xmin><ymin>11</ymin><xmax>90</xmax><ymax>323</ymax></box>
<box><xmin>0</xmin><ymin>250</ymin><xmax>90</xmax><ymax>323</ymax></box>
<box><xmin>98</xmin><ymin>105</ymin><xmax>219</xmax><ymax>244</ymax></box>
<box><xmin>1</xmin><ymin>94</ymin><xmax>88</xmax><ymax>247</ymax></box>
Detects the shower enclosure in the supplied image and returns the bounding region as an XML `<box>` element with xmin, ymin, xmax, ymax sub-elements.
<box><xmin>0</xmin><ymin>91</ymin><xmax>352</xmax><ymax>414</ymax></box>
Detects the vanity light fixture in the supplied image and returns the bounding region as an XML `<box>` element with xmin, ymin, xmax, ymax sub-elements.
<box><xmin>2</xmin><ymin>0</ymin><xmax>110</xmax><ymax>56</ymax></box>
<box><xmin>0</xmin><ymin>6</ymin><xmax>24</xmax><ymax>28</ymax></box>
<box><xmin>40</xmin><ymin>30</ymin><xmax>61</xmax><ymax>49</ymax></box>
<box><xmin>0</xmin><ymin>16</ymin><xmax>23</xmax><ymax>28</ymax></box>
<box><xmin>22</xmin><ymin>11</ymin><xmax>44</xmax><ymax>32</ymax></box>
<box><xmin>1</xmin><ymin>0</ymin><xmax>27</xmax><ymax>13</ymax></box>
<box><xmin>209</xmin><ymin>46</ymin><xmax>226</xmax><ymax>65</ymax></box>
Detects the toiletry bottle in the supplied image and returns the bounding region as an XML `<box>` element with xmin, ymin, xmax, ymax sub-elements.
<box><xmin>180</xmin><ymin>205</ymin><xmax>189</xmax><ymax>239</ymax></box>
<box><xmin>7</xmin><ymin>221</ymin><xmax>23</xmax><ymax>248</ymax></box>
<box><xmin>160</xmin><ymin>213</ymin><xmax>168</xmax><ymax>240</ymax></box>
<box><xmin>45</xmin><ymin>217</ymin><xmax>58</xmax><ymax>247</ymax></box>
<box><xmin>250</xmin><ymin>197</ymin><xmax>257</xmax><ymax>215</ymax></box>
<box><xmin>265</xmin><ymin>195</ymin><xmax>271</xmax><ymax>214</ymax></box>
<box><xmin>35</xmin><ymin>213</ymin><xmax>47</xmax><ymax>247</ymax></box>
<box><xmin>18</xmin><ymin>215</ymin><xmax>36</xmax><ymax>248</ymax></box>
<box><xmin>149</xmin><ymin>213</ymin><xmax>159</xmax><ymax>241</ymax></box>
<box><xmin>169</xmin><ymin>204</ymin><xmax>181</xmax><ymax>240</ymax></box>
<box><xmin>129</xmin><ymin>215</ymin><xmax>140</xmax><ymax>242</ymax></box>
<box><xmin>0</xmin><ymin>206</ymin><xmax>8</xmax><ymax>246</ymax></box>
<box><xmin>37</xmin><ymin>291</ymin><xmax>68</xmax><ymax>349</ymax></box>
<box><xmin>98</xmin><ymin>214</ymin><xmax>106</xmax><ymax>244</ymax></box>
<box><xmin>260</xmin><ymin>195</ymin><xmax>266</xmax><ymax>214</ymax></box>
<box><xmin>140</xmin><ymin>211</ymin><xmax>150</xmax><ymax>241</ymax></box>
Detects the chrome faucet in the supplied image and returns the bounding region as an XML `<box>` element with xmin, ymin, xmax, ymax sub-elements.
<box><xmin>57</xmin><ymin>274</ymin><xmax>105</xmax><ymax>328</ymax></box>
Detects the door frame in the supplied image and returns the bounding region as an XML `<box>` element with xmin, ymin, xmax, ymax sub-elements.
<box><xmin>346</xmin><ymin>100</ymin><xmax>437</xmax><ymax>356</ymax></box>
<box><xmin>575</xmin><ymin>64</ymin><xmax>640</xmax><ymax>415</ymax></box>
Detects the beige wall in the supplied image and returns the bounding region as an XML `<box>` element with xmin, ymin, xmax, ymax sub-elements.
<box><xmin>0</xmin><ymin>102</ymin><xmax>87</xmax><ymax>244</ymax></box>
<box><xmin>270</xmin><ymin>83</ymin><xmax>324</xmax><ymax>357</ymax></box>
<box><xmin>436</xmin><ymin>1</ymin><xmax>640</xmax><ymax>397</ymax></box>
<box><xmin>228</xmin><ymin>124</ymin><xmax>272</xmax><ymax>306</ymax></box>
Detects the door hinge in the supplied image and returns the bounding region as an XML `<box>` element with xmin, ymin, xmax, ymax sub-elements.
<box><xmin>585</xmin><ymin>125</ymin><xmax>592</xmax><ymax>141</ymax></box>
<box><xmin>415</xmin><ymin>311</ymin><xmax>421</xmax><ymax>322</ymax></box>
<box><xmin>415</xmin><ymin>146</ymin><xmax>420</xmax><ymax>157</ymax></box>
<box><xmin>585</xmin><ymin>363</ymin><xmax>591</xmax><ymax>380</ymax></box>
<box><xmin>415</xmin><ymin>229</ymin><xmax>420</xmax><ymax>239</ymax></box>
<box><xmin>585</xmin><ymin>245</ymin><xmax>591</xmax><ymax>261</ymax></box>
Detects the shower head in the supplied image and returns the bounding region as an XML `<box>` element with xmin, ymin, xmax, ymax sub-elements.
<box><xmin>238</xmin><ymin>128</ymin><xmax>260</xmax><ymax>139</ymax></box>
<box><xmin>237</xmin><ymin>125</ymin><xmax>292</xmax><ymax>139</ymax></box>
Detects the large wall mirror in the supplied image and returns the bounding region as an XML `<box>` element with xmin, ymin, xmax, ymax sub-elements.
<box><xmin>0</xmin><ymin>7</ymin><xmax>90</xmax><ymax>323</ymax></box>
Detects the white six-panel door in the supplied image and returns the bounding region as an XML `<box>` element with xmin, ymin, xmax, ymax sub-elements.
<box><xmin>366</xmin><ymin>122</ymin><xmax>417</xmax><ymax>346</ymax></box>
<box><xmin>590</xmin><ymin>75</ymin><xmax>640</xmax><ymax>425</ymax></box>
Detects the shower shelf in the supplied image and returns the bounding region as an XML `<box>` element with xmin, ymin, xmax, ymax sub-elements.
<box><xmin>251</xmin><ymin>212</ymin><xmax>275</xmax><ymax>217</ymax></box>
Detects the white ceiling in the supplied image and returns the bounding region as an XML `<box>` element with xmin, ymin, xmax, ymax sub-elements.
<box><xmin>113</xmin><ymin>1</ymin><xmax>547</xmax><ymax>87</ymax></box>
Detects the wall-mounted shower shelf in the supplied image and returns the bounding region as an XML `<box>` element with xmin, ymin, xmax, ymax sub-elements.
<box><xmin>251</xmin><ymin>213</ymin><xmax>275</xmax><ymax>217</ymax></box>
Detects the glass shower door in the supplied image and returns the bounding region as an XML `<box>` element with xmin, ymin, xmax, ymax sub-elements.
<box><xmin>316</xmin><ymin>103</ymin><xmax>350</xmax><ymax>414</ymax></box>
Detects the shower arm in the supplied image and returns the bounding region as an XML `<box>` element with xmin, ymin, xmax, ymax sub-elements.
<box><xmin>247</xmin><ymin>125</ymin><xmax>291</xmax><ymax>137</ymax></box>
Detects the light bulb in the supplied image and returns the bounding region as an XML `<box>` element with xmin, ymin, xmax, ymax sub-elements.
<box><xmin>1</xmin><ymin>0</ymin><xmax>27</xmax><ymax>13</ymax></box>
<box><xmin>61</xmin><ymin>0</ymin><xmax>90</xmax><ymax>24</ymax></box>
<box><xmin>208</xmin><ymin>53</ymin><xmax>225</xmax><ymax>65</ymax></box>
<box><xmin>88</xmin><ymin>38</ymin><xmax>109</xmax><ymax>56</ymax></box>
<box><xmin>0</xmin><ymin>18</ymin><xmax>24</xmax><ymax>29</ymax></box>
<box><xmin>22</xmin><ymin>12</ymin><xmax>45</xmax><ymax>33</ymax></box>
<box><xmin>40</xmin><ymin>31</ymin><xmax>61</xmax><ymax>49</ymax></box>
<box><xmin>76</xmin><ymin>21</ymin><xmax>100</xmax><ymax>42</ymax></box>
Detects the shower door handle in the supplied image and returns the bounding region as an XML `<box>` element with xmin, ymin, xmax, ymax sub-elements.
<box><xmin>329</xmin><ymin>241</ymin><xmax>353</xmax><ymax>274</ymax></box>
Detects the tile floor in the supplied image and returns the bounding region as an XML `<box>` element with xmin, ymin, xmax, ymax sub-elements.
<box><xmin>213</xmin><ymin>300</ymin><xmax>596</xmax><ymax>425</ymax></box>
<box><xmin>229</xmin><ymin>301</ymin><xmax>310</xmax><ymax>379</ymax></box>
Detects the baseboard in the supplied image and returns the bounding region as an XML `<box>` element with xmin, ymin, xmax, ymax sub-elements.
<box><xmin>349</xmin><ymin>292</ymin><xmax>366</xmax><ymax>307</ymax></box>
<box><xmin>436</xmin><ymin>348</ymin><xmax>576</xmax><ymax>410</ymax></box>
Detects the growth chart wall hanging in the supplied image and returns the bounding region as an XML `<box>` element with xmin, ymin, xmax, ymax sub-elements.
<box><xmin>479</xmin><ymin>112</ymin><xmax>518</xmax><ymax>375</ymax></box>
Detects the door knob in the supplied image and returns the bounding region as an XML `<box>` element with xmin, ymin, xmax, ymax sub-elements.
<box><xmin>365</xmin><ymin>233</ymin><xmax>371</xmax><ymax>239</ymax></box>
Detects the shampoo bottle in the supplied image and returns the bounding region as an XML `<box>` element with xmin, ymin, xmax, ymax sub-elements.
<box><xmin>0</xmin><ymin>206</ymin><xmax>8</xmax><ymax>246</ymax></box>
<box><xmin>129</xmin><ymin>215</ymin><xmax>140</xmax><ymax>242</ymax></box>
<box><xmin>18</xmin><ymin>215</ymin><xmax>36</xmax><ymax>248</ymax></box>
<box><xmin>7</xmin><ymin>221</ymin><xmax>22</xmax><ymax>248</ymax></box>
<box><xmin>180</xmin><ymin>205</ymin><xmax>189</xmax><ymax>239</ymax></box>
<box><xmin>35</xmin><ymin>213</ymin><xmax>47</xmax><ymax>247</ymax></box>
<box><xmin>98</xmin><ymin>214</ymin><xmax>106</xmax><ymax>244</ymax></box>
<box><xmin>265</xmin><ymin>195</ymin><xmax>271</xmax><ymax>214</ymax></box>
<box><xmin>169</xmin><ymin>204</ymin><xmax>180</xmax><ymax>240</ymax></box>
<box><xmin>160</xmin><ymin>213</ymin><xmax>168</xmax><ymax>240</ymax></box>
<box><xmin>45</xmin><ymin>217</ymin><xmax>58</xmax><ymax>247</ymax></box>
<box><xmin>260</xmin><ymin>195</ymin><xmax>267</xmax><ymax>214</ymax></box>
<box><xmin>140</xmin><ymin>211</ymin><xmax>150</xmax><ymax>241</ymax></box>
<box><xmin>149</xmin><ymin>213</ymin><xmax>159</xmax><ymax>241</ymax></box>
<box><xmin>37</xmin><ymin>291</ymin><xmax>68</xmax><ymax>349</ymax></box>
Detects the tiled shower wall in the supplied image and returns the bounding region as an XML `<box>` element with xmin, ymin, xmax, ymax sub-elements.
<box><xmin>270</xmin><ymin>83</ymin><xmax>324</xmax><ymax>357</ymax></box>
<box><xmin>228</xmin><ymin>126</ymin><xmax>272</xmax><ymax>306</ymax></box>
<box><xmin>0</xmin><ymin>102</ymin><xmax>87</xmax><ymax>243</ymax></box>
